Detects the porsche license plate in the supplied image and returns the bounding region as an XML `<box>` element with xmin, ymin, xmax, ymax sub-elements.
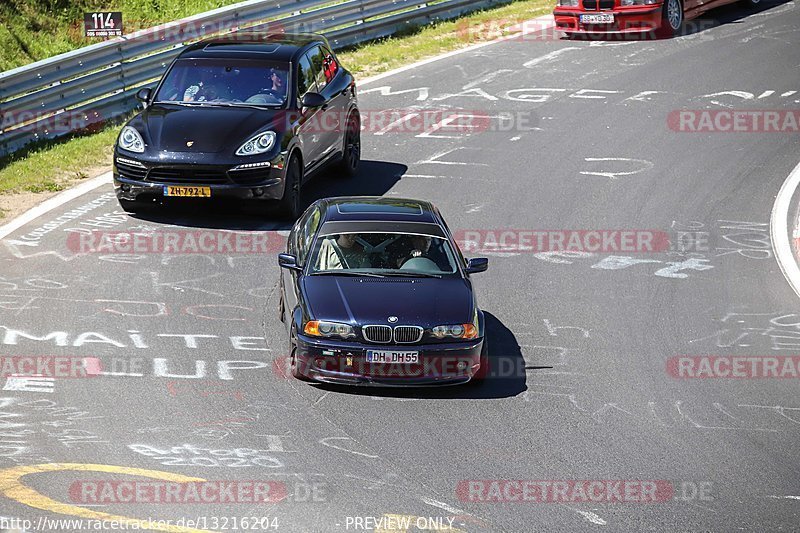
<box><xmin>366</xmin><ymin>350</ymin><xmax>419</xmax><ymax>364</ymax></box>
<box><xmin>580</xmin><ymin>13</ymin><xmax>614</xmax><ymax>23</ymax></box>
<box><xmin>163</xmin><ymin>186</ymin><xmax>211</xmax><ymax>197</ymax></box>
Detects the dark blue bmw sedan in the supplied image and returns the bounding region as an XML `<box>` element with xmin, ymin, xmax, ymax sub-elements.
<box><xmin>277</xmin><ymin>197</ymin><xmax>490</xmax><ymax>386</ymax></box>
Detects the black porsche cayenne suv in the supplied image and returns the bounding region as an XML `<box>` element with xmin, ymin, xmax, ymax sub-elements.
<box><xmin>113</xmin><ymin>32</ymin><xmax>360</xmax><ymax>219</ymax></box>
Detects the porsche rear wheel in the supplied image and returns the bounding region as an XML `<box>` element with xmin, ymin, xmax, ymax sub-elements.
<box><xmin>336</xmin><ymin>113</ymin><xmax>361</xmax><ymax>178</ymax></box>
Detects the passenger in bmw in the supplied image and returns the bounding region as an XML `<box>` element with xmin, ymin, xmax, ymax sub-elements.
<box><xmin>316</xmin><ymin>234</ymin><xmax>370</xmax><ymax>270</ymax></box>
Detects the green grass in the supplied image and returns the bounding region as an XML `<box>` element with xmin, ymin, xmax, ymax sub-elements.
<box><xmin>0</xmin><ymin>0</ymin><xmax>551</xmax><ymax>218</ymax></box>
<box><xmin>0</xmin><ymin>0</ymin><xmax>252</xmax><ymax>71</ymax></box>
<box><xmin>0</xmin><ymin>126</ymin><xmax>120</xmax><ymax>195</ymax></box>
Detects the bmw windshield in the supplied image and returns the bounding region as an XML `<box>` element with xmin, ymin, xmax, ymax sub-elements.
<box><xmin>309</xmin><ymin>232</ymin><xmax>460</xmax><ymax>276</ymax></box>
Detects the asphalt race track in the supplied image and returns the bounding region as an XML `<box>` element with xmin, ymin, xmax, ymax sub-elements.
<box><xmin>0</xmin><ymin>2</ymin><xmax>799</xmax><ymax>531</ymax></box>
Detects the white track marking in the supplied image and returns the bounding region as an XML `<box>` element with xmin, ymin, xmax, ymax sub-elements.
<box><xmin>560</xmin><ymin>504</ymin><xmax>607</xmax><ymax>525</ymax></box>
<box><xmin>463</xmin><ymin>69</ymin><xmax>514</xmax><ymax>89</ymax></box>
<box><xmin>421</xmin><ymin>497</ymin><xmax>467</xmax><ymax>515</ymax></box>
<box><xmin>318</xmin><ymin>436</ymin><xmax>379</xmax><ymax>458</ymax></box>
<box><xmin>579</xmin><ymin>157</ymin><xmax>654</xmax><ymax>180</ymax></box>
<box><xmin>0</xmin><ymin>172</ymin><xmax>111</xmax><ymax>240</ymax></box>
<box><xmin>523</xmin><ymin>48</ymin><xmax>580</xmax><ymax>68</ymax></box>
<box><xmin>374</xmin><ymin>113</ymin><xmax>420</xmax><ymax>135</ymax></box>
<box><xmin>769</xmin><ymin>160</ymin><xmax>800</xmax><ymax>299</ymax></box>
<box><xmin>359</xmin><ymin>15</ymin><xmax>556</xmax><ymax>86</ymax></box>
<box><xmin>3</xmin><ymin>375</ymin><xmax>54</xmax><ymax>393</ymax></box>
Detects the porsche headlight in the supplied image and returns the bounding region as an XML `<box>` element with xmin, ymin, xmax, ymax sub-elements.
<box><xmin>432</xmin><ymin>324</ymin><xmax>478</xmax><ymax>340</ymax></box>
<box><xmin>304</xmin><ymin>320</ymin><xmax>355</xmax><ymax>339</ymax></box>
<box><xmin>236</xmin><ymin>131</ymin><xmax>276</xmax><ymax>156</ymax></box>
<box><xmin>118</xmin><ymin>126</ymin><xmax>145</xmax><ymax>153</ymax></box>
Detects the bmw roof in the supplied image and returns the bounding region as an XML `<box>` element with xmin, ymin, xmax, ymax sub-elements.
<box><xmin>320</xmin><ymin>197</ymin><xmax>440</xmax><ymax>224</ymax></box>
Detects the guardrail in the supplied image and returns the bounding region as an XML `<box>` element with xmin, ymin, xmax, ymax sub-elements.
<box><xmin>0</xmin><ymin>0</ymin><xmax>510</xmax><ymax>158</ymax></box>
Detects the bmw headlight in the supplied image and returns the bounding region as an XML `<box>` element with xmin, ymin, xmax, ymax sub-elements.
<box><xmin>432</xmin><ymin>324</ymin><xmax>478</xmax><ymax>340</ymax></box>
<box><xmin>118</xmin><ymin>126</ymin><xmax>145</xmax><ymax>153</ymax></box>
<box><xmin>236</xmin><ymin>131</ymin><xmax>276</xmax><ymax>156</ymax></box>
<box><xmin>304</xmin><ymin>320</ymin><xmax>355</xmax><ymax>339</ymax></box>
<box><xmin>558</xmin><ymin>0</ymin><xmax>579</xmax><ymax>6</ymax></box>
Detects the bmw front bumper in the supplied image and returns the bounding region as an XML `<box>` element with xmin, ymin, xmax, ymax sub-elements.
<box><xmin>293</xmin><ymin>334</ymin><xmax>485</xmax><ymax>386</ymax></box>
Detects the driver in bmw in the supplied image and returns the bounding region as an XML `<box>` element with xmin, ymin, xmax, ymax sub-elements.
<box><xmin>395</xmin><ymin>235</ymin><xmax>432</xmax><ymax>267</ymax></box>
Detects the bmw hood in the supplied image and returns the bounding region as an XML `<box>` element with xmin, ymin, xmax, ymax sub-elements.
<box><xmin>301</xmin><ymin>276</ymin><xmax>475</xmax><ymax>328</ymax></box>
<box><xmin>133</xmin><ymin>104</ymin><xmax>284</xmax><ymax>154</ymax></box>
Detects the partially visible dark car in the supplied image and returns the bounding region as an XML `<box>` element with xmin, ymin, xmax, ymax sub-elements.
<box><xmin>113</xmin><ymin>33</ymin><xmax>360</xmax><ymax>218</ymax></box>
<box><xmin>277</xmin><ymin>197</ymin><xmax>490</xmax><ymax>386</ymax></box>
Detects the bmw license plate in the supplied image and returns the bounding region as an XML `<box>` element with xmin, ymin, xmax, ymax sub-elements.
<box><xmin>163</xmin><ymin>185</ymin><xmax>211</xmax><ymax>197</ymax></box>
<box><xmin>580</xmin><ymin>13</ymin><xmax>614</xmax><ymax>23</ymax></box>
<box><xmin>366</xmin><ymin>350</ymin><xmax>419</xmax><ymax>364</ymax></box>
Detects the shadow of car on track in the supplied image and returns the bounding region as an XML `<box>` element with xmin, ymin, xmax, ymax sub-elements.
<box><xmin>562</xmin><ymin>0</ymin><xmax>791</xmax><ymax>41</ymax></box>
<box><xmin>311</xmin><ymin>312</ymin><xmax>531</xmax><ymax>400</ymax></box>
<box><xmin>121</xmin><ymin>160</ymin><xmax>407</xmax><ymax>230</ymax></box>
<box><xmin>303</xmin><ymin>160</ymin><xmax>408</xmax><ymax>204</ymax></box>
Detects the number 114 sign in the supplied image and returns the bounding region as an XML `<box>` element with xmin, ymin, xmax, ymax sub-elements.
<box><xmin>84</xmin><ymin>12</ymin><xmax>123</xmax><ymax>37</ymax></box>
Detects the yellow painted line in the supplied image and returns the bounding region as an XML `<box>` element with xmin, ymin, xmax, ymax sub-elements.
<box><xmin>0</xmin><ymin>463</ymin><xmax>217</xmax><ymax>532</ymax></box>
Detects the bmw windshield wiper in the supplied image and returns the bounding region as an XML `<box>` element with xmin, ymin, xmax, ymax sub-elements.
<box><xmin>311</xmin><ymin>271</ymin><xmax>387</xmax><ymax>278</ymax></box>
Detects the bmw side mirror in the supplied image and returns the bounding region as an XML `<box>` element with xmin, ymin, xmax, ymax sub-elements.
<box><xmin>136</xmin><ymin>87</ymin><xmax>152</xmax><ymax>106</ymax></box>
<box><xmin>466</xmin><ymin>257</ymin><xmax>488</xmax><ymax>274</ymax></box>
<box><xmin>301</xmin><ymin>92</ymin><xmax>327</xmax><ymax>109</ymax></box>
<box><xmin>278</xmin><ymin>253</ymin><xmax>302</xmax><ymax>272</ymax></box>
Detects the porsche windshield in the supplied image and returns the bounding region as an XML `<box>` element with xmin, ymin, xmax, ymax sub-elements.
<box><xmin>154</xmin><ymin>58</ymin><xmax>289</xmax><ymax>107</ymax></box>
<box><xmin>309</xmin><ymin>233</ymin><xmax>460</xmax><ymax>275</ymax></box>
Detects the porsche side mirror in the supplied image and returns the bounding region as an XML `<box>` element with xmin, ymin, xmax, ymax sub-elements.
<box><xmin>278</xmin><ymin>253</ymin><xmax>302</xmax><ymax>272</ymax></box>
<box><xmin>466</xmin><ymin>257</ymin><xmax>488</xmax><ymax>274</ymax></box>
<box><xmin>301</xmin><ymin>92</ymin><xmax>327</xmax><ymax>109</ymax></box>
<box><xmin>136</xmin><ymin>87</ymin><xmax>152</xmax><ymax>106</ymax></box>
